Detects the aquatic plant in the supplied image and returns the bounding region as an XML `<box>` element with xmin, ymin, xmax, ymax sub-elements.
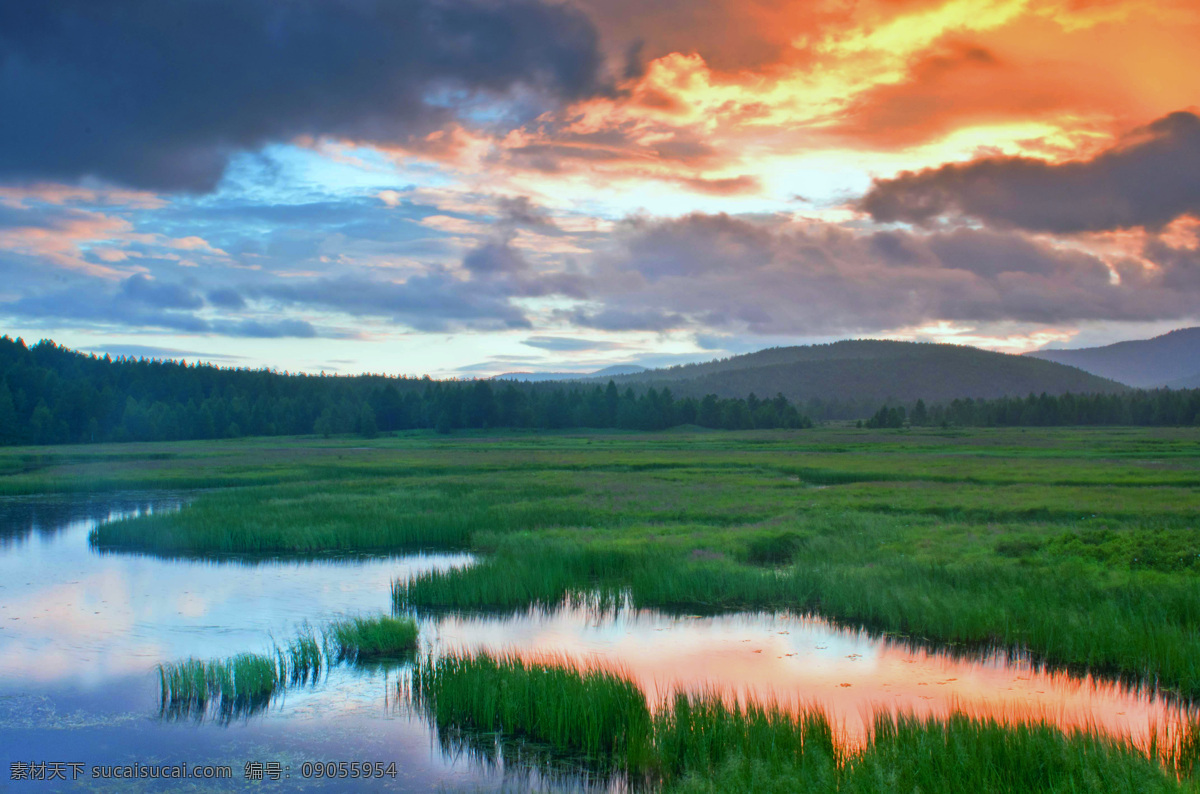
<box><xmin>158</xmin><ymin>653</ymin><xmax>279</xmax><ymax>721</ymax></box>
<box><xmin>280</xmin><ymin>628</ymin><xmax>322</xmax><ymax>684</ymax></box>
<box><xmin>410</xmin><ymin>652</ymin><xmax>655</xmax><ymax>772</ymax></box>
<box><xmin>327</xmin><ymin>616</ymin><xmax>418</xmax><ymax>661</ymax></box>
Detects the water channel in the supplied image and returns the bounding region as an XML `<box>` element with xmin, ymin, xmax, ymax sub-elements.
<box><xmin>0</xmin><ymin>493</ymin><xmax>1192</xmax><ymax>791</ymax></box>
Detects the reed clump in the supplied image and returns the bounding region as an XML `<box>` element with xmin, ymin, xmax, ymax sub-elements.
<box><xmin>158</xmin><ymin>653</ymin><xmax>279</xmax><ymax>721</ymax></box>
<box><xmin>410</xmin><ymin>653</ymin><xmax>655</xmax><ymax>773</ymax></box>
<box><xmin>327</xmin><ymin>616</ymin><xmax>418</xmax><ymax>661</ymax></box>
<box><xmin>279</xmin><ymin>628</ymin><xmax>323</xmax><ymax>684</ymax></box>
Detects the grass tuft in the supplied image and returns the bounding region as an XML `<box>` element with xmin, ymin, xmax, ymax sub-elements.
<box><xmin>327</xmin><ymin>616</ymin><xmax>418</xmax><ymax>661</ymax></box>
<box><xmin>158</xmin><ymin>653</ymin><xmax>279</xmax><ymax>722</ymax></box>
<box><xmin>410</xmin><ymin>652</ymin><xmax>654</xmax><ymax>773</ymax></box>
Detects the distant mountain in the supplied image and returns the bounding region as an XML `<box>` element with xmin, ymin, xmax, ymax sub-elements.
<box><xmin>493</xmin><ymin>364</ymin><xmax>646</xmax><ymax>382</ymax></box>
<box><xmin>593</xmin><ymin>339</ymin><xmax>1127</xmax><ymax>405</ymax></box>
<box><xmin>1026</xmin><ymin>327</ymin><xmax>1200</xmax><ymax>388</ymax></box>
<box><xmin>493</xmin><ymin>371</ymin><xmax>587</xmax><ymax>382</ymax></box>
<box><xmin>1167</xmin><ymin>371</ymin><xmax>1200</xmax><ymax>389</ymax></box>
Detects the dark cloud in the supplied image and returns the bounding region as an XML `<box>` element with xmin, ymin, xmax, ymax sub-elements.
<box><xmin>257</xmin><ymin>272</ymin><xmax>532</xmax><ymax>332</ymax></box>
<box><xmin>1142</xmin><ymin>237</ymin><xmax>1200</xmax><ymax>292</ymax></box>
<box><xmin>861</xmin><ymin>111</ymin><xmax>1200</xmax><ymax>232</ymax></box>
<box><xmin>496</xmin><ymin>196</ymin><xmax>557</xmax><ymax>230</ymax></box>
<box><xmin>212</xmin><ymin>319</ymin><xmax>318</xmax><ymax>338</ymax></box>
<box><xmin>459</xmin><ymin>235</ymin><xmax>590</xmax><ymax>299</ymax></box>
<box><xmin>1</xmin><ymin>277</ymin><xmax>322</xmax><ymax>338</ymax></box>
<box><xmin>463</xmin><ymin>240</ymin><xmax>528</xmax><ymax>275</ymax></box>
<box><xmin>495</xmin><ymin>127</ymin><xmax>720</xmax><ymax>174</ymax></box>
<box><xmin>121</xmin><ymin>274</ymin><xmax>204</xmax><ymax>310</ymax></box>
<box><xmin>206</xmin><ymin>288</ymin><xmax>247</xmax><ymax>310</ymax></box>
<box><xmin>3</xmin><ymin>287</ymin><xmax>211</xmax><ymax>334</ymax></box>
<box><xmin>576</xmin><ymin>212</ymin><xmax>1200</xmax><ymax>335</ymax></box>
<box><xmin>575</xmin><ymin>0</ymin><xmax>830</xmax><ymax>72</ymax></box>
<box><xmin>562</xmin><ymin>307</ymin><xmax>688</xmax><ymax>332</ymax></box>
<box><xmin>0</xmin><ymin>0</ymin><xmax>608</xmax><ymax>191</ymax></box>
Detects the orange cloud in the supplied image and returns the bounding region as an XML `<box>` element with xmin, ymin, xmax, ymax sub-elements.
<box><xmin>331</xmin><ymin>0</ymin><xmax>1200</xmax><ymax>211</ymax></box>
<box><xmin>0</xmin><ymin>209</ymin><xmax>134</xmax><ymax>278</ymax></box>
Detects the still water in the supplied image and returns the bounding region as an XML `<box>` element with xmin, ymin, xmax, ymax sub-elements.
<box><xmin>0</xmin><ymin>493</ymin><xmax>1193</xmax><ymax>791</ymax></box>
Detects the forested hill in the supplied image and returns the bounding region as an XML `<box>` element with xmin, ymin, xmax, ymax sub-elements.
<box><xmin>594</xmin><ymin>340</ymin><xmax>1128</xmax><ymax>410</ymax></box>
<box><xmin>1026</xmin><ymin>327</ymin><xmax>1200</xmax><ymax>388</ymax></box>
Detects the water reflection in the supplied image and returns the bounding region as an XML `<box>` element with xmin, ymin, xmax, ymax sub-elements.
<box><xmin>424</xmin><ymin>604</ymin><xmax>1199</xmax><ymax>752</ymax></box>
<box><xmin>0</xmin><ymin>493</ymin><xmax>491</xmax><ymax>792</ymax></box>
<box><xmin>426</xmin><ymin>722</ymin><xmax>624</xmax><ymax>793</ymax></box>
<box><xmin>0</xmin><ymin>494</ymin><xmax>472</xmax><ymax>687</ymax></box>
<box><xmin>0</xmin><ymin>493</ymin><xmax>182</xmax><ymax>547</ymax></box>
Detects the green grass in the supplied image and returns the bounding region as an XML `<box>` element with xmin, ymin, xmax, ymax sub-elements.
<box><xmin>410</xmin><ymin>652</ymin><xmax>655</xmax><ymax>772</ymax></box>
<box><xmin>89</xmin><ymin>478</ymin><xmax>597</xmax><ymax>554</ymax></box>
<box><xmin>158</xmin><ymin>653</ymin><xmax>280</xmax><ymax>721</ymax></box>
<box><xmin>279</xmin><ymin>628</ymin><xmax>323</xmax><ymax>684</ymax></box>
<box><xmin>327</xmin><ymin>616</ymin><xmax>418</xmax><ymax>661</ymax></box>
<box><xmin>412</xmin><ymin>652</ymin><xmax>1195</xmax><ymax>792</ymax></box>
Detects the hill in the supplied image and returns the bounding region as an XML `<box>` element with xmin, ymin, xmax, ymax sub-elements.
<box><xmin>594</xmin><ymin>339</ymin><xmax>1128</xmax><ymax>407</ymax></box>
<box><xmin>1026</xmin><ymin>327</ymin><xmax>1200</xmax><ymax>388</ymax></box>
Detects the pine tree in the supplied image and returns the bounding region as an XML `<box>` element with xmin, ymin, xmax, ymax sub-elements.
<box><xmin>0</xmin><ymin>383</ymin><xmax>18</xmax><ymax>444</ymax></box>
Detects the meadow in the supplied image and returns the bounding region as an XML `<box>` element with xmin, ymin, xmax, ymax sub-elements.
<box><xmin>5</xmin><ymin>425</ymin><xmax>1199</xmax><ymax>785</ymax></box>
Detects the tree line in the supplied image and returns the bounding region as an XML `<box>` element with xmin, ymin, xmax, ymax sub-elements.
<box><xmin>863</xmin><ymin>390</ymin><xmax>1200</xmax><ymax>429</ymax></box>
<box><xmin>0</xmin><ymin>337</ymin><xmax>812</xmax><ymax>446</ymax></box>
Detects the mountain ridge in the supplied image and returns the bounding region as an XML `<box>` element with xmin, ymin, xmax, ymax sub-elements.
<box><xmin>560</xmin><ymin>339</ymin><xmax>1129</xmax><ymax>408</ymax></box>
<box><xmin>1026</xmin><ymin>327</ymin><xmax>1200</xmax><ymax>388</ymax></box>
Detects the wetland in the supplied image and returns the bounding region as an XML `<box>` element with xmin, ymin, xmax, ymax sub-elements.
<box><xmin>1</xmin><ymin>427</ymin><xmax>1198</xmax><ymax>790</ymax></box>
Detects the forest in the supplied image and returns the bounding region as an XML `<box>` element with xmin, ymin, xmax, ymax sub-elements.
<box><xmin>3</xmin><ymin>336</ymin><xmax>1198</xmax><ymax>447</ymax></box>
<box><xmin>865</xmin><ymin>390</ymin><xmax>1200</xmax><ymax>429</ymax></box>
<box><xmin>0</xmin><ymin>337</ymin><xmax>812</xmax><ymax>445</ymax></box>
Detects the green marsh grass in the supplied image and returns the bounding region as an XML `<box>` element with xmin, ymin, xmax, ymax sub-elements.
<box><xmin>158</xmin><ymin>653</ymin><xmax>279</xmax><ymax>722</ymax></box>
<box><xmin>280</xmin><ymin>627</ymin><xmax>323</xmax><ymax>684</ymax></box>
<box><xmin>327</xmin><ymin>616</ymin><xmax>418</xmax><ymax>661</ymax></box>
<box><xmin>90</xmin><ymin>478</ymin><xmax>599</xmax><ymax>554</ymax></box>
<box><xmin>412</xmin><ymin>653</ymin><xmax>1195</xmax><ymax>792</ymax></box>
<box><xmin>410</xmin><ymin>652</ymin><xmax>655</xmax><ymax>773</ymax></box>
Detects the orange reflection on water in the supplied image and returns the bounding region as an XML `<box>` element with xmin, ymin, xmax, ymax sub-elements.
<box><xmin>429</xmin><ymin>606</ymin><xmax>1196</xmax><ymax>750</ymax></box>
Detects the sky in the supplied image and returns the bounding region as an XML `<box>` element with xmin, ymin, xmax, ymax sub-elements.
<box><xmin>2</xmin><ymin>0</ymin><xmax>1199</xmax><ymax>377</ymax></box>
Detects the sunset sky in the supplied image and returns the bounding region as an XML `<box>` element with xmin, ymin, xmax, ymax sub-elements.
<box><xmin>2</xmin><ymin>0</ymin><xmax>1199</xmax><ymax>376</ymax></box>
